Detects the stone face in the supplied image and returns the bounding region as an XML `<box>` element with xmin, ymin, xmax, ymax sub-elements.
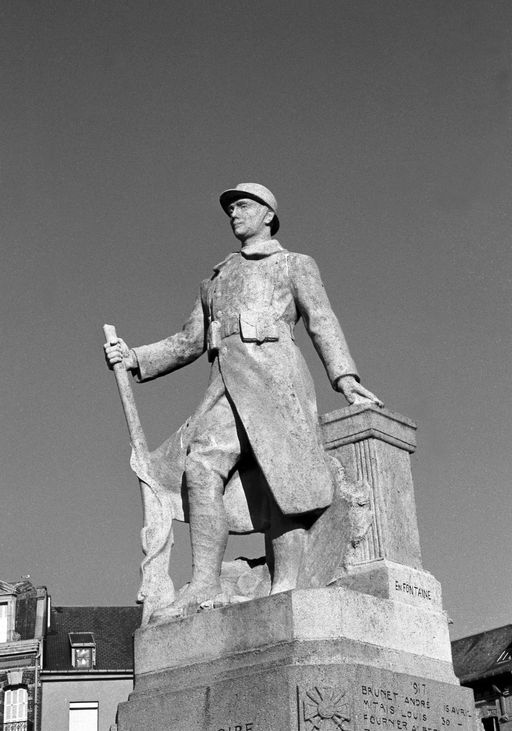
<box><xmin>106</xmin><ymin>207</ymin><xmax>384</xmax><ymax>617</ymax></box>
<box><xmin>133</xmin><ymin>240</ymin><xmax>363</xmax><ymax>524</ymax></box>
<box><xmin>322</xmin><ymin>405</ymin><xmax>422</xmax><ymax>571</ymax></box>
<box><xmin>298</xmin><ymin>668</ymin><xmax>476</xmax><ymax>731</ymax></box>
<box><xmin>131</xmin><ymin>586</ymin><xmax>455</xmax><ymax>679</ymax></box>
<box><xmin>298</xmin><ymin>457</ymin><xmax>372</xmax><ymax>589</ymax></box>
<box><xmin>331</xmin><ymin>560</ymin><xmax>443</xmax><ymax>611</ymax></box>
<box><xmin>105</xmin><ymin>187</ymin><xmax>469</xmax><ymax>731</ymax></box>
<box><xmin>321</xmin><ymin>405</ymin><xmax>417</xmax><ymax>453</ymax></box>
<box><xmin>114</xmin><ymin>406</ymin><xmax>477</xmax><ymax>731</ymax></box>
<box><xmin>219</xmin><ymin>558</ymin><xmax>271</xmax><ymax>601</ymax></box>
<box><xmin>214</xmin><ymin>404</ymin><xmax>424</xmax><ymax>601</ymax></box>
<box><xmin>116</xmin><ymin>586</ymin><xmax>474</xmax><ymax>731</ymax></box>
<box><xmin>118</xmin><ymin>667</ymin><xmax>477</xmax><ymax>731</ymax></box>
<box><xmin>118</xmin><ymin>666</ymin><xmax>477</xmax><ymax>731</ymax></box>
<box><xmin>115</xmin><ymin>588</ymin><xmax>473</xmax><ymax>731</ymax></box>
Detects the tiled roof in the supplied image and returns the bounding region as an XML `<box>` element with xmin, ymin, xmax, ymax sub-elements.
<box><xmin>44</xmin><ymin>605</ymin><xmax>142</xmax><ymax>672</ymax></box>
<box><xmin>452</xmin><ymin>624</ymin><xmax>512</xmax><ymax>683</ymax></box>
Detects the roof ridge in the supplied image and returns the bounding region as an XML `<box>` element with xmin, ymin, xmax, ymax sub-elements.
<box><xmin>452</xmin><ymin>623</ymin><xmax>512</xmax><ymax>643</ymax></box>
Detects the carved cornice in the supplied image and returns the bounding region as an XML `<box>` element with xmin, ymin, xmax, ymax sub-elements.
<box><xmin>320</xmin><ymin>404</ymin><xmax>417</xmax><ymax>453</ymax></box>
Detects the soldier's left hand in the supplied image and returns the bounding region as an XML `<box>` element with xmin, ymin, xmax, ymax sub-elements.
<box><xmin>336</xmin><ymin>375</ymin><xmax>383</xmax><ymax>407</ymax></box>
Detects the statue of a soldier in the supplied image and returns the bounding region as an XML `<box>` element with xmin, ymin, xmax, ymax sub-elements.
<box><xmin>104</xmin><ymin>183</ymin><xmax>382</xmax><ymax>616</ymax></box>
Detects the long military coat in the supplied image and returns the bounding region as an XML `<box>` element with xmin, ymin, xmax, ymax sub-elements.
<box><xmin>133</xmin><ymin>239</ymin><xmax>358</xmax><ymax>518</ymax></box>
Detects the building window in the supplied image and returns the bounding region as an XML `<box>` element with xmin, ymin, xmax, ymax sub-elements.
<box><xmin>0</xmin><ymin>603</ymin><xmax>8</xmax><ymax>643</ymax></box>
<box><xmin>3</xmin><ymin>687</ymin><xmax>28</xmax><ymax>730</ymax></box>
<box><xmin>482</xmin><ymin>717</ymin><xmax>499</xmax><ymax>731</ymax></box>
<box><xmin>0</xmin><ymin>599</ymin><xmax>15</xmax><ymax>643</ymax></box>
<box><xmin>496</xmin><ymin>648</ymin><xmax>512</xmax><ymax>665</ymax></box>
<box><xmin>68</xmin><ymin>701</ymin><xmax>98</xmax><ymax>731</ymax></box>
<box><xmin>68</xmin><ymin>632</ymin><xmax>96</xmax><ymax>669</ymax></box>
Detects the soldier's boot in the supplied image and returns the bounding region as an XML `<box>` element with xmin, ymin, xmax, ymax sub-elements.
<box><xmin>149</xmin><ymin>478</ymin><xmax>229</xmax><ymax>621</ymax></box>
<box><xmin>267</xmin><ymin>513</ymin><xmax>307</xmax><ymax>595</ymax></box>
<box><xmin>170</xmin><ymin>480</ymin><xmax>229</xmax><ymax>614</ymax></box>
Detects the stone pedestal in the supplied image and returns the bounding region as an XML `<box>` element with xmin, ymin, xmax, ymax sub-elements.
<box><xmin>117</xmin><ymin>587</ymin><xmax>475</xmax><ymax>731</ymax></box>
<box><xmin>321</xmin><ymin>404</ymin><xmax>421</xmax><ymax>569</ymax></box>
<box><xmin>321</xmin><ymin>406</ymin><xmax>439</xmax><ymax>610</ymax></box>
<box><xmin>115</xmin><ymin>406</ymin><xmax>477</xmax><ymax>731</ymax></box>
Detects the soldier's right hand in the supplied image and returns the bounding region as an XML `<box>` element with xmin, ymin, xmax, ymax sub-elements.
<box><xmin>103</xmin><ymin>338</ymin><xmax>137</xmax><ymax>371</ymax></box>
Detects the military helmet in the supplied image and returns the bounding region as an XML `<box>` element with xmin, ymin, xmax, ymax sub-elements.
<box><xmin>219</xmin><ymin>182</ymin><xmax>280</xmax><ymax>235</ymax></box>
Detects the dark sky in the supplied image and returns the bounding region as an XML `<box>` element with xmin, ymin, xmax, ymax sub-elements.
<box><xmin>1</xmin><ymin>0</ymin><xmax>511</xmax><ymax>640</ymax></box>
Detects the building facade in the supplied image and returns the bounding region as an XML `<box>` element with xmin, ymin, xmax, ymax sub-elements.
<box><xmin>0</xmin><ymin>579</ymin><xmax>141</xmax><ymax>731</ymax></box>
<box><xmin>41</xmin><ymin>605</ymin><xmax>141</xmax><ymax>731</ymax></box>
<box><xmin>0</xmin><ymin>578</ymin><xmax>48</xmax><ymax>731</ymax></box>
<box><xmin>452</xmin><ymin>625</ymin><xmax>512</xmax><ymax>731</ymax></box>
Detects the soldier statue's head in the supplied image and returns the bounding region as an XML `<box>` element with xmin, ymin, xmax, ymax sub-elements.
<box><xmin>219</xmin><ymin>183</ymin><xmax>280</xmax><ymax>242</ymax></box>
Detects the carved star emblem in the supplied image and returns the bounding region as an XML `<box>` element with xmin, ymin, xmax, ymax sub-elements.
<box><xmin>303</xmin><ymin>686</ymin><xmax>351</xmax><ymax>730</ymax></box>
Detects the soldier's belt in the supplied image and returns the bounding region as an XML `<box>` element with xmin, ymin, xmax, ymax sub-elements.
<box><xmin>207</xmin><ymin>314</ymin><xmax>293</xmax><ymax>355</ymax></box>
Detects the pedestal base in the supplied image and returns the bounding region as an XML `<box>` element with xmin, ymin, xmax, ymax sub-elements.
<box><xmin>333</xmin><ymin>559</ymin><xmax>444</xmax><ymax>611</ymax></box>
<box><xmin>116</xmin><ymin>586</ymin><xmax>476</xmax><ymax>731</ymax></box>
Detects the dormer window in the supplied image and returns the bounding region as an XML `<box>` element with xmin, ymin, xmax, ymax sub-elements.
<box><xmin>0</xmin><ymin>600</ymin><xmax>14</xmax><ymax>643</ymax></box>
<box><xmin>69</xmin><ymin>633</ymin><xmax>96</xmax><ymax>669</ymax></box>
<box><xmin>496</xmin><ymin>648</ymin><xmax>512</xmax><ymax>665</ymax></box>
<box><xmin>0</xmin><ymin>603</ymin><xmax>8</xmax><ymax>643</ymax></box>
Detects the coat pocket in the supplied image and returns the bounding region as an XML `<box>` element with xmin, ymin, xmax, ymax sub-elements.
<box><xmin>239</xmin><ymin>309</ymin><xmax>279</xmax><ymax>343</ymax></box>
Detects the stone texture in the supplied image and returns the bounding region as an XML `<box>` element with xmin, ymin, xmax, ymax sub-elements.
<box><xmin>116</xmin><ymin>586</ymin><xmax>473</xmax><ymax>731</ymax></box>
<box><xmin>297</xmin><ymin>457</ymin><xmax>372</xmax><ymax>589</ymax></box>
<box><xmin>133</xmin><ymin>239</ymin><xmax>362</xmax><ymax>522</ymax></box>
<box><xmin>106</xmin><ymin>192</ymin><xmax>384</xmax><ymax>616</ymax></box>
<box><xmin>321</xmin><ymin>405</ymin><xmax>422</xmax><ymax>571</ymax></box>
<box><xmin>105</xmin><ymin>186</ymin><xmax>472</xmax><ymax>731</ymax></box>
<box><xmin>219</xmin><ymin>558</ymin><xmax>271</xmax><ymax>601</ymax></box>
<box><xmin>114</xmin><ymin>403</ymin><xmax>477</xmax><ymax>731</ymax></box>
<box><xmin>118</xmin><ymin>665</ymin><xmax>477</xmax><ymax>731</ymax></box>
<box><xmin>214</xmin><ymin>405</ymin><xmax>427</xmax><ymax>599</ymax></box>
<box><xmin>331</xmin><ymin>560</ymin><xmax>443</xmax><ymax>611</ymax></box>
<box><xmin>132</xmin><ymin>586</ymin><xmax>454</xmax><ymax>679</ymax></box>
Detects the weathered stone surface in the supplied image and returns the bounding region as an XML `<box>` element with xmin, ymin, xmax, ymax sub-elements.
<box><xmin>104</xmin><ymin>184</ymin><xmax>383</xmax><ymax>618</ymax></box>
<box><xmin>321</xmin><ymin>405</ymin><xmax>417</xmax><ymax>453</ymax></box>
<box><xmin>111</xmin><ymin>401</ymin><xmax>473</xmax><ymax>730</ymax></box>
<box><xmin>119</xmin><ymin>666</ymin><xmax>477</xmax><ymax>731</ymax></box>
<box><xmin>331</xmin><ymin>560</ymin><xmax>443</xmax><ymax>611</ymax></box>
<box><xmin>322</xmin><ymin>405</ymin><xmax>422</xmax><ymax>571</ymax></box>
<box><xmin>219</xmin><ymin>558</ymin><xmax>271</xmax><ymax>601</ymax></box>
<box><xmin>297</xmin><ymin>457</ymin><xmax>372</xmax><ymax>589</ymax></box>
<box><xmin>105</xmin><ymin>186</ymin><xmax>473</xmax><ymax>731</ymax></box>
<box><xmin>116</xmin><ymin>586</ymin><xmax>474</xmax><ymax>731</ymax></box>
<box><xmin>132</xmin><ymin>586</ymin><xmax>454</xmax><ymax>678</ymax></box>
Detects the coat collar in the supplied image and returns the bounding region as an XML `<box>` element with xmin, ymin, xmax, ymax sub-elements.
<box><xmin>240</xmin><ymin>239</ymin><xmax>284</xmax><ymax>259</ymax></box>
<box><xmin>212</xmin><ymin>252</ymin><xmax>237</xmax><ymax>273</ymax></box>
<box><xmin>212</xmin><ymin>240</ymin><xmax>284</xmax><ymax>272</ymax></box>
